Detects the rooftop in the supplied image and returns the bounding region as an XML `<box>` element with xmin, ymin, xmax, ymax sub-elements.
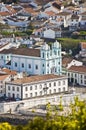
<box><xmin>68</xmin><ymin>66</ymin><xmax>86</xmax><ymax>73</ymax></box>
<box><xmin>9</xmin><ymin>74</ymin><xmax>65</xmax><ymax>85</ymax></box>
<box><xmin>0</xmin><ymin>47</ymin><xmax>40</xmax><ymax>57</ymax></box>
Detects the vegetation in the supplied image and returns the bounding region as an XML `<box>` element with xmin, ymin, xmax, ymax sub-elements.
<box><xmin>0</xmin><ymin>97</ymin><xmax>86</xmax><ymax>130</ymax></box>
<box><xmin>0</xmin><ymin>29</ymin><xmax>33</xmax><ymax>37</ymax></box>
<box><xmin>57</xmin><ymin>38</ymin><xmax>86</xmax><ymax>56</ymax></box>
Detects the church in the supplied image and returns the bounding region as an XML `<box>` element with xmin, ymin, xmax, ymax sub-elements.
<box><xmin>0</xmin><ymin>41</ymin><xmax>62</xmax><ymax>75</ymax></box>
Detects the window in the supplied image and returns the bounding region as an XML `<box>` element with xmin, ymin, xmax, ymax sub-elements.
<box><xmin>8</xmin><ymin>86</ymin><xmax>10</xmax><ymax>90</ymax></box>
<box><xmin>7</xmin><ymin>56</ymin><xmax>9</xmax><ymax>59</ymax></box>
<box><xmin>54</xmin><ymin>82</ymin><xmax>56</xmax><ymax>86</ymax></box>
<box><xmin>71</xmin><ymin>73</ymin><xmax>73</xmax><ymax>77</ymax></box>
<box><xmin>40</xmin><ymin>85</ymin><xmax>42</xmax><ymax>89</ymax></box>
<box><xmin>25</xmin><ymin>87</ymin><xmax>28</xmax><ymax>91</ymax></box>
<box><xmin>68</xmin><ymin>73</ymin><xmax>70</xmax><ymax>77</ymax></box>
<box><xmin>15</xmin><ymin>62</ymin><xmax>17</xmax><ymax>67</ymax></box>
<box><xmin>35</xmin><ymin>85</ymin><xmax>37</xmax><ymax>90</ymax></box>
<box><xmin>17</xmin><ymin>87</ymin><xmax>19</xmax><ymax>91</ymax></box>
<box><xmin>35</xmin><ymin>92</ymin><xmax>37</xmax><ymax>96</ymax></box>
<box><xmin>58</xmin><ymin>88</ymin><xmax>61</xmax><ymax>92</ymax></box>
<box><xmin>1</xmin><ymin>81</ymin><xmax>3</xmax><ymax>83</ymax></box>
<box><xmin>40</xmin><ymin>91</ymin><xmax>42</xmax><ymax>96</ymax></box>
<box><xmin>8</xmin><ymin>93</ymin><xmax>10</xmax><ymax>97</ymax></box>
<box><xmin>75</xmin><ymin>74</ymin><xmax>77</xmax><ymax>77</ymax></box>
<box><xmin>84</xmin><ymin>80</ymin><xmax>86</xmax><ymax>84</ymax></box>
<box><xmin>84</xmin><ymin>76</ymin><xmax>86</xmax><ymax>79</ymax></box>
<box><xmin>17</xmin><ymin>94</ymin><xmax>19</xmax><ymax>98</ymax></box>
<box><xmin>54</xmin><ymin>50</ymin><xmax>57</xmax><ymax>55</ymax></box>
<box><xmin>47</xmin><ymin>53</ymin><xmax>49</xmax><ymax>58</ymax></box>
<box><xmin>58</xmin><ymin>81</ymin><xmax>61</xmax><ymax>86</ymax></box>
<box><xmin>81</xmin><ymin>80</ymin><xmax>83</xmax><ymax>84</ymax></box>
<box><xmin>63</xmin><ymin>87</ymin><xmax>65</xmax><ymax>91</ymax></box>
<box><xmin>25</xmin><ymin>94</ymin><xmax>28</xmax><ymax>98</ymax></box>
<box><xmin>47</xmin><ymin>63</ymin><xmax>49</xmax><ymax>67</ymax></box>
<box><xmin>58</xmin><ymin>51</ymin><xmax>60</xmax><ymax>55</ymax></box>
<box><xmin>35</xmin><ymin>65</ymin><xmax>38</xmax><ymax>70</ymax></box>
<box><xmin>22</xmin><ymin>63</ymin><xmax>24</xmax><ymax>68</ymax></box>
<box><xmin>30</xmin><ymin>93</ymin><xmax>32</xmax><ymax>97</ymax></box>
<box><xmin>30</xmin><ymin>86</ymin><xmax>32</xmax><ymax>90</ymax></box>
<box><xmin>63</xmin><ymin>81</ymin><xmax>65</xmax><ymax>85</ymax></box>
<box><xmin>58</xmin><ymin>62</ymin><xmax>60</xmax><ymax>65</ymax></box>
<box><xmin>42</xmin><ymin>52</ymin><xmax>44</xmax><ymax>58</ymax></box>
<box><xmin>44</xmin><ymin>83</ymin><xmax>47</xmax><ymax>87</ymax></box>
<box><xmin>81</xmin><ymin>75</ymin><xmax>82</xmax><ymax>79</ymax></box>
<box><xmin>49</xmin><ymin>83</ymin><xmax>51</xmax><ymax>87</ymax></box>
<box><xmin>1</xmin><ymin>56</ymin><xmax>3</xmax><ymax>59</ymax></box>
<box><xmin>1</xmin><ymin>85</ymin><xmax>2</xmax><ymax>88</ymax></box>
<box><xmin>13</xmin><ymin>87</ymin><xmax>15</xmax><ymax>91</ymax></box>
<box><xmin>28</xmin><ymin>64</ymin><xmax>31</xmax><ymax>68</ymax></box>
<box><xmin>54</xmin><ymin>89</ymin><xmax>56</xmax><ymax>93</ymax></box>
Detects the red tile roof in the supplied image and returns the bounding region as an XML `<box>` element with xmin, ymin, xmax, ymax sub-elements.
<box><xmin>68</xmin><ymin>66</ymin><xmax>86</xmax><ymax>73</ymax></box>
<box><xmin>0</xmin><ymin>11</ymin><xmax>11</xmax><ymax>16</ymax></box>
<box><xmin>0</xmin><ymin>47</ymin><xmax>40</xmax><ymax>57</ymax></box>
<box><xmin>2</xmin><ymin>68</ymin><xmax>17</xmax><ymax>75</ymax></box>
<box><xmin>0</xmin><ymin>74</ymin><xmax>9</xmax><ymax>81</ymax></box>
<box><xmin>45</xmin><ymin>11</ymin><xmax>56</xmax><ymax>16</ymax></box>
<box><xmin>10</xmin><ymin>74</ymin><xmax>65</xmax><ymax>84</ymax></box>
<box><xmin>62</xmin><ymin>57</ymin><xmax>73</xmax><ymax>67</ymax></box>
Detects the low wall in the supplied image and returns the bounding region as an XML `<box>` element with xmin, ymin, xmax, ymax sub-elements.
<box><xmin>0</xmin><ymin>93</ymin><xmax>86</xmax><ymax>114</ymax></box>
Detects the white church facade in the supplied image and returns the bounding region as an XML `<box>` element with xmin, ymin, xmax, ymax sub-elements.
<box><xmin>0</xmin><ymin>41</ymin><xmax>62</xmax><ymax>75</ymax></box>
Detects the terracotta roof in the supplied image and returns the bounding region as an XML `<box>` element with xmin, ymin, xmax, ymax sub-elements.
<box><xmin>0</xmin><ymin>47</ymin><xmax>40</xmax><ymax>57</ymax></box>
<box><xmin>62</xmin><ymin>57</ymin><xmax>73</xmax><ymax>67</ymax></box>
<box><xmin>0</xmin><ymin>11</ymin><xmax>11</xmax><ymax>16</ymax></box>
<box><xmin>23</xmin><ymin>7</ymin><xmax>38</xmax><ymax>15</ymax></box>
<box><xmin>68</xmin><ymin>66</ymin><xmax>86</xmax><ymax>73</ymax></box>
<box><xmin>2</xmin><ymin>68</ymin><xmax>17</xmax><ymax>75</ymax></box>
<box><xmin>10</xmin><ymin>74</ymin><xmax>65</xmax><ymax>84</ymax></box>
<box><xmin>0</xmin><ymin>74</ymin><xmax>9</xmax><ymax>81</ymax></box>
<box><xmin>45</xmin><ymin>11</ymin><xmax>56</xmax><ymax>16</ymax></box>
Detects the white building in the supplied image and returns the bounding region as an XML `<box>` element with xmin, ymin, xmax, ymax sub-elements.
<box><xmin>5</xmin><ymin>74</ymin><xmax>68</xmax><ymax>100</ymax></box>
<box><xmin>67</xmin><ymin>66</ymin><xmax>86</xmax><ymax>86</ymax></box>
<box><xmin>0</xmin><ymin>41</ymin><xmax>62</xmax><ymax>75</ymax></box>
<box><xmin>79</xmin><ymin>42</ymin><xmax>86</xmax><ymax>57</ymax></box>
<box><xmin>0</xmin><ymin>74</ymin><xmax>10</xmax><ymax>97</ymax></box>
<box><xmin>56</xmin><ymin>12</ymin><xmax>71</xmax><ymax>27</ymax></box>
<box><xmin>69</xmin><ymin>14</ymin><xmax>80</xmax><ymax>31</ymax></box>
<box><xmin>0</xmin><ymin>68</ymin><xmax>18</xmax><ymax>97</ymax></box>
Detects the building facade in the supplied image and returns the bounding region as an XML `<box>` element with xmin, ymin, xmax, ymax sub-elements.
<box><xmin>5</xmin><ymin>74</ymin><xmax>68</xmax><ymax>100</ymax></box>
<box><xmin>0</xmin><ymin>41</ymin><xmax>62</xmax><ymax>75</ymax></box>
<box><xmin>67</xmin><ymin>66</ymin><xmax>86</xmax><ymax>86</ymax></box>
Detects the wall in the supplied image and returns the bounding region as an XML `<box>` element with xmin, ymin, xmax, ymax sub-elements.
<box><xmin>0</xmin><ymin>93</ymin><xmax>86</xmax><ymax>114</ymax></box>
